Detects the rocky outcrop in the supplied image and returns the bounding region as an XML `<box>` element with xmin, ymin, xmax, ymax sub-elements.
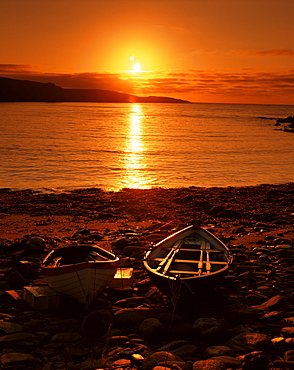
<box><xmin>0</xmin><ymin>76</ymin><xmax>190</xmax><ymax>103</ymax></box>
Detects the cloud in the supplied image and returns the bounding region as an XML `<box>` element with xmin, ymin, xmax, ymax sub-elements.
<box><xmin>248</xmin><ymin>49</ymin><xmax>294</xmax><ymax>57</ymax></box>
<box><xmin>1</xmin><ymin>64</ymin><xmax>293</xmax><ymax>104</ymax></box>
<box><xmin>0</xmin><ymin>64</ymin><xmax>40</xmax><ymax>73</ymax></box>
<box><xmin>229</xmin><ymin>49</ymin><xmax>294</xmax><ymax>57</ymax></box>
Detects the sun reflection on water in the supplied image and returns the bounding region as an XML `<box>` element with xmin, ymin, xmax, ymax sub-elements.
<box><xmin>122</xmin><ymin>104</ymin><xmax>149</xmax><ymax>189</ymax></box>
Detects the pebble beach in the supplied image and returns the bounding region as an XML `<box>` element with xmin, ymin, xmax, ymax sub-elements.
<box><xmin>1</xmin><ymin>183</ymin><xmax>294</xmax><ymax>369</ymax></box>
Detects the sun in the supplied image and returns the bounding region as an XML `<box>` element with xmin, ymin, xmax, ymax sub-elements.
<box><xmin>132</xmin><ymin>62</ymin><xmax>141</xmax><ymax>73</ymax></box>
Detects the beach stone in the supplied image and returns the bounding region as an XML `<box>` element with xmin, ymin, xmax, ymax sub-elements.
<box><xmin>0</xmin><ymin>281</ymin><xmax>10</xmax><ymax>291</ymax></box>
<box><xmin>281</xmin><ymin>327</ymin><xmax>294</xmax><ymax>338</ymax></box>
<box><xmin>0</xmin><ymin>321</ymin><xmax>23</xmax><ymax>335</ymax></box>
<box><xmin>142</xmin><ymin>351</ymin><xmax>180</xmax><ymax>370</ymax></box>
<box><xmin>204</xmin><ymin>345</ymin><xmax>234</xmax><ymax>358</ymax></box>
<box><xmin>23</xmin><ymin>236</ymin><xmax>46</xmax><ymax>254</ymax></box>
<box><xmin>107</xmin><ymin>358</ymin><xmax>132</xmax><ymax>369</ymax></box>
<box><xmin>105</xmin><ymin>335</ymin><xmax>129</xmax><ymax>346</ymax></box>
<box><xmin>0</xmin><ymin>352</ymin><xmax>36</xmax><ymax>368</ymax></box>
<box><xmin>113</xmin><ymin>307</ymin><xmax>163</xmax><ymax>328</ymax></box>
<box><xmin>244</xmin><ymin>293</ymin><xmax>267</xmax><ymax>306</ymax></box>
<box><xmin>168</xmin><ymin>322</ymin><xmax>193</xmax><ymax>337</ymax></box>
<box><xmin>74</xmin><ymin>357</ymin><xmax>102</xmax><ymax>370</ymax></box>
<box><xmin>158</xmin><ymin>340</ymin><xmax>190</xmax><ymax>352</ymax></box>
<box><xmin>271</xmin><ymin>360</ymin><xmax>294</xmax><ymax>369</ymax></box>
<box><xmin>5</xmin><ymin>260</ymin><xmax>38</xmax><ymax>281</ymax></box>
<box><xmin>209</xmin><ymin>356</ymin><xmax>241</xmax><ymax>369</ymax></box>
<box><xmin>225</xmin><ymin>332</ymin><xmax>270</xmax><ymax>354</ymax></box>
<box><xmin>193</xmin><ymin>359</ymin><xmax>226</xmax><ymax>370</ymax></box>
<box><xmin>285</xmin><ymin>350</ymin><xmax>294</xmax><ymax>361</ymax></box>
<box><xmin>113</xmin><ymin>296</ymin><xmax>151</xmax><ymax>308</ymax></box>
<box><xmin>122</xmin><ymin>245</ymin><xmax>146</xmax><ymax>258</ymax></box>
<box><xmin>241</xmin><ymin>351</ymin><xmax>270</xmax><ymax>370</ymax></box>
<box><xmin>159</xmin><ymin>312</ymin><xmax>182</xmax><ymax>326</ymax></box>
<box><xmin>4</xmin><ymin>270</ymin><xmax>26</xmax><ymax>288</ymax></box>
<box><xmin>171</xmin><ymin>345</ymin><xmax>200</xmax><ymax>361</ymax></box>
<box><xmin>259</xmin><ymin>310</ymin><xmax>283</xmax><ymax>324</ymax></box>
<box><xmin>81</xmin><ymin>309</ymin><xmax>112</xmax><ymax>337</ymax></box>
<box><xmin>50</xmin><ymin>332</ymin><xmax>83</xmax><ymax>343</ymax></box>
<box><xmin>192</xmin><ymin>317</ymin><xmax>226</xmax><ymax>341</ymax></box>
<box><xmin>139</xmin><ymin>317</ymin><xmax>164</xmax><ymax>340</ymax></box>
<box><xmin>156</xmin><ymin>362</ymin><xmax>186</xmax><ymax>370</ymax></box>
<box><xmin>112</xmin><ymin>238</ymin><xmax>130</xmax><ymax>249</ymax></box>
<box><xmin>253</xmin><ymin>294</ymin><xmax>288</xmax><ymax>311</ymax></box>
<box><xmin>220</xmin><ymin>306</ymin><xmax>260</xmax><ymax>323</ymax></box>
<box><xmin>281</xmin><ymin>317</ymin><xmax>294</xmax><ymax>327</ymax></box>
<box><xmin>0</xmin><ymin>332</ymin><xmax>36</xmax><ymax>348</ymax></box>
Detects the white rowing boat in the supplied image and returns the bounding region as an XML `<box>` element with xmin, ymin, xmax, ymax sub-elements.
<box><xmin>41</xmin><ymin>244</ymin><xmax>119</xmax><ymax>305</ymax></box>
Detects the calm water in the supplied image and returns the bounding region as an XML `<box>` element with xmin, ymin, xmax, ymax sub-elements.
<box><xmin>0</xmin><ymin>102</ymin><xmax>293</xmax><ymax>192</ymax></box>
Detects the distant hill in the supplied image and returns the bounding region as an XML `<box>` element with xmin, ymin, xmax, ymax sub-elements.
<box><xmin>0</xmin><ymin>76</ymin><xmax>190</xmax><ymax>103</ymax></box>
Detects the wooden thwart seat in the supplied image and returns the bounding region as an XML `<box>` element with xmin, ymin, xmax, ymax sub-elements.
<box><xmin>151</xmin><ymin>239</ymin><xmax>228</xmax><ymax>276</ymax></box>
<box><xmin>151</xmin><ymin>257</ymin><xmax>227</xmax><ymax>265</ymax></box>
<box><xmin>161</xmin><ymin>247</ymin><xmax>222</xmax><ymax>253</ymax></box>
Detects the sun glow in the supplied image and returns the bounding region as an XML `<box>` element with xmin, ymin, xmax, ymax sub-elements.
<box><xmin>132</xmin><ymin>62</ymin><xmax>141</xmax><ymax>73</ymax></box>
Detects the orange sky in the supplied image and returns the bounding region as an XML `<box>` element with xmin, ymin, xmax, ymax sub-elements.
<box><xmin>1</xmin><ymin>0</ymin><xmax>293</xmax><ymax>104</ymax></box>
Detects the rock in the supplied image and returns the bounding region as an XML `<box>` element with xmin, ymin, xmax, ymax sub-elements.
<box><xmin>0</xmin><ymin>321</ymin><xmax>23</xmax><ymax>335</ymax></box>
<box><xmin>158</xmin><ymin>340</ymin><xmax>191</xmax><ymax>352</ymax></box>
<box><xmin>285</xmin><ymin>350</ymin><xmax>294</xmax><ymax>361</ymax></box>
<box><xmin>0</xmin><ymin>352</ymin><xmax>37</xmax><ymax>368</ymax></box>
<box><xmin>4</xmin><ymin>261</ymin><xmax>39</xmax><ymax>284</ymax></box>
<box><xmin>113</xmin><ymin>307</ymin><xmax>163</xmax><ymax>328</ymax></box>
<box><xmin>271</xmin><ymin>360</ymin><xmax>294</xmax><ymax>369</ymax></box>
<box><xmin>241</xmin><ymin>351</ymin><xmax>270</xmax><ymax>370</ymax></box>
<box><xmin>225</xmin><ymin>332</ymin><xmax>270</xmax><ymax>354</ymax></box>
<box><xmin>23</xmin><ymin>236</ymin><xmax>46</xmax><ymax>254</ymax></box>
<box><xmin>139</xmin><ymin>318</ymin><xmax>164</xmax><ymax>341</ymax></box>
<box><xmin>122</xmin><ymin>245</ymin><xmax>146</xmax><ymax>258</ymax></box>
<box><xmin>143</xmin><ymin>351</ymin><xmax>180</xmax><ymax>370</ymax></box>
<box><xmin>81</xmin><ymin>309</ymin><xmax>113</xmax><ymax>337</ymax></box>
<box><xmin>171</xmin><ymin>345</ymin><xmax>200</xmax><ymax>361</ymax></box>
<box><xmin>193</xmin><ymin>359</ymin><xmax>226</xmax><ymax>370</ymax></box>
<box><xmin>105</xmin><ymin>335</ymin><xmax>129</xmax><ymax>346</ymax></box>
<box><xmin>0</xmin><ymin>332</ymin><xmax>36</xmax><ymax>348</ymax></box>
<box><xmin>192</xmin><ymin>317</ymin><xmax>227</xmax><ymax>342</ymax></box>
<box><xmin>204</xmin><ymin>345</ymin><xmax>234</xmax><ymax>358</ymax></box>
<box><xmin>281</xmin><ymin>327</ymin><xmax>294</xmax><ymax>338</ymax></box>
<box><xmin>209</xmin><ymin>356</ymin><xmax>241</xmax><ymax>369</ymax></box>
<box><xmin>65</xmin><ymin>347</ymin><xmax>88</xmax><ymax>361</ymax></box>
<box><xmin>73</xmin><ymin>357</ymin><xmax>102</xmax><ymax>369</ymax></box>
<box><xmin>159</xmin><ymin>312</ymin><xmax>182</xmax><ymax>326</ymax></box>
<box><xmin>259</xmin><ymin>310</ymin><xmax>283</xmax><ymax>324</ymax></box>
<box><xmin>244</xmin><ymin>293</ymin><xmax>267</xmax><ymax>306</ymax></box>
<box><xmin>3</xmin><ymin>271</ymin><xmax>26</xmax><ymax>288</ymax></box>
<box><xmin>281</xmin><ymin>317</ymin><xmax>294</xmax><ymax>327</ymax></box>
<box><xmin>156</xmin><ymin>362</ymin><xmax>186</xmax><ymax>370</ymax></box>
<box><xmin>253</xmin><ymin>294</ymin><xmax>288</xmax><ymax>311</ymax></box>
<box><xmin>113</xmin><ymin>296</ymin><xmax>151</xmax><ymax>308</ymax></box>
<box><xmin>50</xmin><ymin>332</ymin><xmax>83</xmax><ymax>343</ymax></box>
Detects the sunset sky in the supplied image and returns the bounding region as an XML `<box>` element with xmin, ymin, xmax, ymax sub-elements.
<box><xmin>1</xmin><ymin>0</ymin><xmax>293</xmax><ymax>104</ymax></box>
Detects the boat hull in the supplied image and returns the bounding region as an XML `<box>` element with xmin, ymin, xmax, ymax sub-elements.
<box><xmin>143</xmin><ymin>225</ymin><xmax>232</xmax><ymax>302</ymax></box>
<box><xmin>41</xmin><ymin>245</ymin><xmax>119</xmax><ymax>305</ymax></box>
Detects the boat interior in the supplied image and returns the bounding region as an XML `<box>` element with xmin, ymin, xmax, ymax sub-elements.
<box><xmin>148</xmin><ymin>237</ymin><xmax>229</xmax><ymax>277</ymax></box>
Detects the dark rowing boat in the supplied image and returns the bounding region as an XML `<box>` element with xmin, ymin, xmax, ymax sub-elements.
<box><xmin>143</xmin><ymin>225</ymin><xmax>233</xmax><ymax>303</ymax></box>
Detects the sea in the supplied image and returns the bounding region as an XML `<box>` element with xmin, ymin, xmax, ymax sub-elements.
<box><xmin>0</xmin><ymin>102</ymin><xmax>293</xmax><ymax>192</ymax></box>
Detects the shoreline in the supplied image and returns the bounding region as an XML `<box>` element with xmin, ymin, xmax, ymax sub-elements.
<box><xmin>0</xmin><ymin>182</ymin><xmax>293</xmax><ymax>243</ymax></box>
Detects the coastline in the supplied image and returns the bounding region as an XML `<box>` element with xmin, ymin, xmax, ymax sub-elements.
<box><xmin>0</xmin><ymin>182</ymin><xmax>293</xmax><ymax>243</ymax></box>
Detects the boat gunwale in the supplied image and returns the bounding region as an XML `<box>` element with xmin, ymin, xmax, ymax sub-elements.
<box><xmin>41</xmin><ymin>244</ymin><xmax>119</xmax><ymax>276</ymax></box>
<box><xmin>143</xmin><ymin>225</ymin><xmax>232</xmax><ymax>281</ymax></box>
